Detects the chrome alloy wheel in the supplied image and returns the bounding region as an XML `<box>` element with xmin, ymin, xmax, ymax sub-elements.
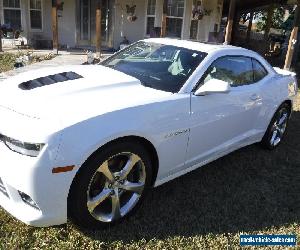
<box><xmin>86</xmin><ymin>152</ymin><xmax>146</xmax><ymax>223</ymax></box>
<box><xmin>270</xmin><ymin>108</ymin><xmax>289</xmax><ymax>147</ymax></box>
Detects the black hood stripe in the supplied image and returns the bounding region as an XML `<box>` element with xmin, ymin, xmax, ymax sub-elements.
<box><xmin>18</xmin><ymin>71</ymin><xmax>83</xmax><ymax>90</ymax></box>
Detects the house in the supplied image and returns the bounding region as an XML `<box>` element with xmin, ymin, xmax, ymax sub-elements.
<box><xmin>0</xmin><ymin>0</ymin><xmax>224</xmax><ymax>50</ymax></box>
<box><xmin>0</xmin><ymin>0</ymin><xmax>299</xmax><ymax>69</ymax></box>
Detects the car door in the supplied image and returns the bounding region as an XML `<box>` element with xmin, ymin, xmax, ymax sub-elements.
<box><xmin>250</xmin><ymin>58</ymin><xmax>273</xmax><ymax>132</ymax></box>
<box><xmin>185</xmin><ymin>56</ymin><xmax>263</xmax><ymax>168</ymax></box>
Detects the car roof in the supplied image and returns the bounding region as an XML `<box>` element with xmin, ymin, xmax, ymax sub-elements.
<box><xmin>143</xmin><ymin>38</ymin><xmax>248</xmax><ymax>54</ymax></box>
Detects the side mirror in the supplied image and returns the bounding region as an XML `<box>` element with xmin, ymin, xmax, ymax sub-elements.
<box><xmin>194</xmin><ymin>79</ymin><xmax>231</xmax><ymax>96</ymax></box>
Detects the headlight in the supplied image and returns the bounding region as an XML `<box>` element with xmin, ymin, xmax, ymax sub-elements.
<box><xmin>0</xmin><ymin>135</ymin><xmax>44</xmax><ymax>157</ymax></box>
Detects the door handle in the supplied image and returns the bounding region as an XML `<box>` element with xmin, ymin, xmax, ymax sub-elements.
<box><xmin>250</xmin><ymin>94</ymin><xmax>261</xmax><ymax>101</ymax></box>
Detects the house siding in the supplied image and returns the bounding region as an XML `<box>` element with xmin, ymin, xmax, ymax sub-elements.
<box><xmin>36</xmin><ymin>0</ymin><xmax>76</xmax><ymax>48</ymax></box>
<box><xmin>113</xmin><ymin>0</ymin><xmax>148</xmax><ymax>49</ymax></box>
<box><xmin>197</xmin><ymin>0</ymin><xmax>224</xmax><ymax>41</ymax></box>
<box><xmin>1</xmin><ymin>0</ymin><xmax>224</xmax><ymax>50</ymax></box>
<box><xmin>57</xmin><ymin>0</ymin><xmax>76</xmax><ymax>48</ymax></box>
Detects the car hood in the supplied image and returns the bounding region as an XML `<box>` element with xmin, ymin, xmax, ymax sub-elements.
<box><xmin>0</xmin><ymin>65</ymin><xmax>173</xmax><ymax>126</ymax></box>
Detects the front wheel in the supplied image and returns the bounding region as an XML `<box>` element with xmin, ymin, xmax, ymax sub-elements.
<box><xmin>261</xmin><ymin>103</ymin><xmax>291</xmax><ymax>150</ymax></box>
<box><xmin>68</xmin><ymin>141</ymin><xmax>152</xmax><ymax>229</ymax></box>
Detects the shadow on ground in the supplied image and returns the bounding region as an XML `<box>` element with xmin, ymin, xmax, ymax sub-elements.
<box><xmin>80</xmin><ymin>110</ymin><xmax>300</xmax><ymax>243</ymax></box>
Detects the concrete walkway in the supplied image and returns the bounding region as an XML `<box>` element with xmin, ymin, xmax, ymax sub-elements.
<box><xmin>0</xmin><ymin>53</ymin><xmax>111</xmax><ymax>82</ymax></box>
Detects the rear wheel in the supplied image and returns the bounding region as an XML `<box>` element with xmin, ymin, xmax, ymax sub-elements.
<box><xmin>261</xmin><ymin>103</ymin><xmax>291</xmax><ymax>150</ymax></box>
<box><xmin>68</xmin><ymin>141</ymin><xmax>152</xmax><ymax>229</ymax></box>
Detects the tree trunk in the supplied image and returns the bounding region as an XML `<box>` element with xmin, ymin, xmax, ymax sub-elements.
<box><xmin>246</xmin><ymin>12</ymin><xmax>254</xmax><ymax>44</ymax></box>
<box><xmin>264</xmin><ymin>4</ymin><xmax>274</xmax><ymax>54</ymax></box>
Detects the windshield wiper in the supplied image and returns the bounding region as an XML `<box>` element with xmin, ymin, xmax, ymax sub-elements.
<box><xmin>105</xmin><ymin>65</ymin><xmax>115</xmax><ymax>69</ymax></box>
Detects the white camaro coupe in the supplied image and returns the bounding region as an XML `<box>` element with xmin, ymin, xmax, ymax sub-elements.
<box><xmin>0</xmin><ymin>38</ymin><xmax>298</xmax><ymax>229</ymax></box>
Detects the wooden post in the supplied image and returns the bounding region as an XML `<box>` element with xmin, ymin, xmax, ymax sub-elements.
<box><xmin>224</xmin><ymin>0</ymin><xmax>236</xmax><ymax>44</ymax></box>
<box><xmin>0</xmin><ymin>11</ymin><xmax>2</xmax><ymax>52</ymax></box>
<box><xmin>284</xmin><ymin>1</ymin><xmax>300</xmax><ymax>70</ymax></box>
<box><xmin>264</xmin><ymin>4</ymin><xmax>274</xmax><ymax>53</ymax></box>
<box><xmin>52</xmin><ymin>0</ymin><xmax>58</xmax><ymax>54</ymax></box>
<box><xmin>96</xmin><ymin>0</ymin><xmax>102</xmax><ymax>58</ymax></box>
<box><xmin>0</xmin><ymin>26</ymin><xmax>3</xmax><ymax>52</ymax></box>
<box><xmin>160</xmin><ymin>0</ymin><xmax>168</xmax><ymax>38</ymax></box>
<box><xmin>246</xmin><ymin>12</ymin><xmax>254</xmax><ymax>43</ymax></box>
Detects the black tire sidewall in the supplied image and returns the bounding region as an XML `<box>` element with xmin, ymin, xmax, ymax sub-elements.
<box><xmin>68</xmin><ymin>141</ymin><xmax>153</xmax><ymax>229</ymax></box>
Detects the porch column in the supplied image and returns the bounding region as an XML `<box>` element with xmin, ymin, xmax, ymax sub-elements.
<box><xmin>0</xmin><ymin>21</ymin><xmax>2</xmax><ymax>52</ymax></box>
<box><xmin>160</xmin><ymin>0</ymin><xmax>168</xmax><ymax>37</ymax></box>
<box><xmin>284</xmin><ymin>0</ymin><xmax>300</xmax><ymax>70</ymax></box>
<box><xmin>182</xmin><ymin>0</ymin><xmax>193</xmax><ymax>39</ymax></box>
<box><xmin>246</xmin><ymin>12</ymin><xmax>254</xmax><ymax>43</ymax></box>
<box><xmin>20</xmin><ymin>0</ymin><xmax>28</xmax><ymax>45</ymax></box>
<box><xmin>96</xmin><ymin>0</ymin><xmax>102</xmax><ymax>57</ymax></box>
<box><xmin>224</xmin><ymin>0</ymin><xmax>236</xmax><ymax>44</ymax></box>
<box><xmin>264</xmin><ymin>4</ymin><xmax>274</xmax><ymax>53</ymax></box>
<box><xmin>0</xmin><ymin>32</ymin><xmax>2</xmax><ymax>52</ymax></box>
<box><xmin>0</xmin><ymin>1</ymin><xmax>3</xmax><ymax>52</ymax></box>
<box><xmin>52</xmin><ymin>0</ymin><xmax>59</xmax><ymax>54</ymax></box>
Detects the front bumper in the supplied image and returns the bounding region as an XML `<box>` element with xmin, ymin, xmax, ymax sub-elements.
<box><xmin>0</xmin><ymin>138</ymin><xmax>75</xmax><ymax>227</ymax></box>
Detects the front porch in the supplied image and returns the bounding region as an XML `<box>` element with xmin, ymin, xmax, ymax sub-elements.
<box><xmin>0</xmin><ymin>0</ymin><xmax>225</xmax><ymax>51</ymax></box>
<box><xmin>1</xmin><ymin>0</ymin><xmax>300</xmax><ymax>70</ymax></box>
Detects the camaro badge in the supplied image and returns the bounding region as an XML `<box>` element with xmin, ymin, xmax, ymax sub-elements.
<box><xmin>165</xmin><ymin>129</ymin><xmax>190</xmax><ymax>138</ymax></box>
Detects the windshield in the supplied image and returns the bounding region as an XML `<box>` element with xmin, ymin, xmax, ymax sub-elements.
<box><xmin>101</xmin><ymin>41</ymin><xmax>207</xmax><ymax>93</ymax></box>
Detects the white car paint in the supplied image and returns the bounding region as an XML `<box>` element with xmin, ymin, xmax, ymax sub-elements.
<box><xmin>0</xmin><ymin>38</ymin><xmax>298</xmax><ymax>227</ymax></box>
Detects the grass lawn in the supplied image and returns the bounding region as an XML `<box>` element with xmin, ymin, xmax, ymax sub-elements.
<box><xmin>0</xmin><ymin>53</ymin><xmax>20</xmax><ymax>73</ymax></box>
<box><xmin>0</xmin><ymin>94</ymin><xmax>299</xmax><ymax>249</ymax></box>
<box><xmin>0</xmin><ymin>52</ymin><xmax>55</xmax><ymax>73</ymax></box>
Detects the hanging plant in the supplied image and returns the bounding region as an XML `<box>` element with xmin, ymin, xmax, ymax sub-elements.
<box><xmin>126</xmin><ymin>4</ymin><xmax>138</xmax><ymax>22</ymax></box>
<box><xmin>57</xmin><ymin>1</ymin><xmax>64</xmax><ymax>11</ymax></box>
<box><xmin>57</xmin><ymin>1</ymin><xmax>64</xmax><ymax>17</ymax></box>
<box><xmin>192</xmin><ymin>0</ymin><xmax>212</xmax><ymax>20</ymax></box>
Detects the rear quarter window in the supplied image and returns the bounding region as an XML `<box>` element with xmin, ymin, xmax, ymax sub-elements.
<box><xmin>252</xmin><ymin>59</ymin><xmax>268</xmax><ymax>82</ymax></box>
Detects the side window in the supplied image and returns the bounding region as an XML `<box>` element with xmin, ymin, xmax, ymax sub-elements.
<box><xmin>252</xmin><ymin>59</ymin><xmax>268</xmax><ymax>82</ymax></box>
<box><xmin>202</xmin><ymin>56</ymin><xmax>254</xmax><ymax>87</ymax></box>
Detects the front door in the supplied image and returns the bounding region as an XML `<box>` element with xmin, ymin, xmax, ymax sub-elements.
<box><xmin>77</xmin><ymin>0</ymin><xmax>113</xmax><ymax>48</ymax></box>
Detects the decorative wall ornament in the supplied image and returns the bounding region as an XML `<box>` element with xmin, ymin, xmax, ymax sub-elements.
<box><xmin>57</xmin><ymin>1</ymin><xmax>64</xmax><ymax>10</ymax></box>
<box><xmin>116</xmin><ymin>1</ymin><xmax>137</xmax><ymax>23</ymax></box>
<box><xmin>192</xmin><ymin>0</ymin><xmax>212</xmax><ymax>20</ymax></box>
<box><xmin>126</xmin><ymin>4</ymin><xmax>137</xmax><ymax>22</ymax></box>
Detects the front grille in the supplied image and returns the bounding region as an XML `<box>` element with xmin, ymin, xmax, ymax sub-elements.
<box><xmin>0</xmin><ymin>177</ymin><xmax>9</xmax><ymax>197</ymax></box>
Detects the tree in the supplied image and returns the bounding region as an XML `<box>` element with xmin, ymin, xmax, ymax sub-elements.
<box><xmin>240</xmin><ymin>12</ymin><xmax>259</xmax><ymax>24</ymax></box>
<box><xmin>281</xmin><ymin>6</ymin><xmax>296</xmax><ymax>32</ymax></box>
<box><xmin>256</xmin><ymin>7</ymin><xmax>286</xmax><ymax>32</ymax></box>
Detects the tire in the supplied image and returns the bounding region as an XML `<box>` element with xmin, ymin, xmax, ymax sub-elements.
<box><xmin>68</xmin><ymin>141</ymin><xmax>153</xmax><ymax>229</ymax></box>
<box><xmin>261</xmin><ymin>103</ymin><xmax>291</xmax><ymax>150</ymax></box>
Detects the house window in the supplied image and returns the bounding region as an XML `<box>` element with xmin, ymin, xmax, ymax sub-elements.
<box><xmin>29</xmin><ymin>0</ymin><xmax>42</xmax><ymax>30</ymax></box>
<box><xmin>3</xmin><ymin>0</ymin><xmax>22</xmax><ymax>30</ymax></box>
<box><xmin>146</xmin><ymin>0</ymin><xmax>156</xmax><ymax>36</ymax></box>
<box><xmin>166</xmin><ymin>0</ymin><xmax>184</xmax><ymax>38</ymax></box>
